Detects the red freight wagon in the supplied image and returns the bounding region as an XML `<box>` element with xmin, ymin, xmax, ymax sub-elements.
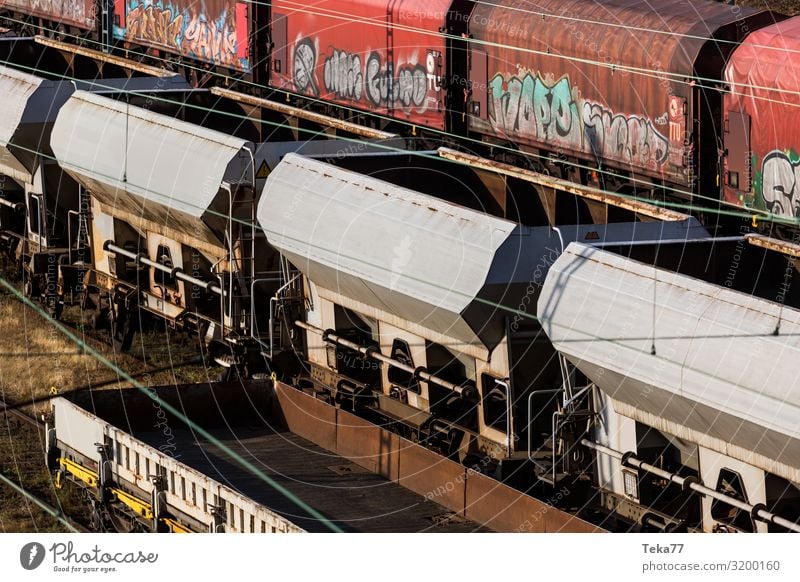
<box><xmin>724</xmin><ymin>18</ymin><xmax>800</xmax><ymax>220</ymax></box>
<box><xmin>0</xmin><ymin>0</ymin><xmax>95</xmax><ymax>30</ymax></box>
<box><xmin>466</xmin><ymin>0</ymin><xmax>769</xmax><ymax>197</ymax></box>
<box><xmin>270</xmin><ymin>0</ymin><xmax>450</xmax><ymax>131</ymax></box>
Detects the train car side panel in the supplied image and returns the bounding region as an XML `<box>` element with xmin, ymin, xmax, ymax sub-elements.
<box><xmin>270</xmin><ymin>0</ymin><xmax>449</xmax><ymax>130</ymax></box>
<box><xmin>112</xmin><ymin>0</ymin><xmax>251</xmax><ymax>72</ymax></box>
<box><xmin>724</xmin><ymin>17</ymin><xmax>800</xmax><ymax>219</ymax></box>
<box><xmin>467</xmin><ymin>0</ymin><xmax>764</xmax><ymax>188</ymax></box>
<box><xmin>0</xmin><ymin>0</ymin><xmax>96</xmax><ymax>30</ymax></box>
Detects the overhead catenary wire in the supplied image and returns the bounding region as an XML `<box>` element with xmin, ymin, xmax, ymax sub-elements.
<box><xmin>5</xmin><ymin>4</ymin><xmax>800</xmax><ymax>105</ymax></box>
<box><xmin>0</xmin><ymin>471</ymin><xmax>80</xmax><ymax>532</ymax></box>
<box><xmin>1</xmin><ymin>9</ymin><xmax>798</xmax><ymax>438</ymax></box>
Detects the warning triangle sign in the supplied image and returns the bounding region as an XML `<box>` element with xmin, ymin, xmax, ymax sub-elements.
<box><xmin>256</xmin><ymin>160</ymin><xmax>271</xmax><ymax>179</ymax></box>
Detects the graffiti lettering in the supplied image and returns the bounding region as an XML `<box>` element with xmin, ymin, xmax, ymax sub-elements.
<box><xmin>488</xmin><ymin>72</ymin><xmax>669</xmax><ymax>169</ymax></box>
<box><xmin>125</xmin><ymin>6</ymin><xmax>183</xmax><ymax>50</ymax></box>
<box><xmin>323</xmin><ymin>50</ymin><xmax>362</xmax><ymax>101</ymax></box>
<box><xmin>762</xmin><ymin>151</ymin><xmax>800</xmax><ymax>218</ymax></box>
<box><xmin>121</xmin><ymin>1</ymin><xmax>245</xmax><ymax>71</ymax></box>
<box><xmin>183</xmin><ymin>14</ymin><xmax>238</xmax><ymax>68</ymax></box>
<box><xmin>293</xmin><ymin>39</ymin><xmax>319</xmax><ymax>96</ymax></box>
<box><xmin>489</xmin><ymin>73</ymin><xmax>581</xmax><ymax>150</ymax></box>
<box><xmin>583</xmin><ymin>103</ymin><xmax>669</xmax><ymax>167</ymax></box>
<box><xmin>365</xmin><ymin>52</ymin><xmax>428</xmax><ymax>109</ymax></box>
<box><xmin>10</xmin><ymin>0</ymin><xmax>93</xmax><ymax>25</ymax></box>
<box><xmin>291</xmin><ymin>37</ymin><xmax>440</xmax><ymax>111</ymax></box>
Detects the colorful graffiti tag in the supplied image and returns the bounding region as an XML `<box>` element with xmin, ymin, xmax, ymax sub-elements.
<box><xmin>292</xmin><ymin>38</ymin><xmax>441</xmax><ymax>112</ymax></box>
<box><xmin>117</xmin><ymin>0</ymin><xmax>248</xmax><ymax>71</ymax></box>
<box><xmin>760</xmin><ymin>150</ymin><xmax>800</xmax><ymax>218</ymax></box>
<box><xmin>488</xmin><ymin>72</ymin><xmax>670</xmax><ymax>170</ymax></box>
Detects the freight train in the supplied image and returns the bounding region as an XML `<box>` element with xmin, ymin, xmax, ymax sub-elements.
<box><xmin>2</xmin><ymin>0</ymin><xmax>800</xmax><ymax>231</ymax></box>
<box><xmin>1</xmin><ymin>4</ymin><xmax>800</xmax><ymax>533</ymax></box>
<box><xmin>2</xmin><ymin>62</ymin><xmax>798</xmax><ymax>532</ymax></box>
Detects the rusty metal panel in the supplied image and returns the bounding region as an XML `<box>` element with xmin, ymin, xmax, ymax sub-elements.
<box><xmin>335</xmin><ymin>409</ymin><xmax>400</xmax><ymax>478</ymax></box>
<box><xmin>726</xmin><ymin>110</ymin><xmax>751</xmax><ymax>192</ymax></box>
<box><xmin>464</xmin><ymin>469</ymin><xmax>601</xmax><ymax>532</ymax></box>
<box><xmin>271</xmin><ymin>12</ymin><xmax>288</xmax><ymax>76</ymax></box>
<box><xmin>468</xmin><ymin>0</ymin><xmax>763</xmax><ymax>184</ymax></box>
<box><xmin>398</xmin><ymin>442</ymin><xmax>466</xmax><ymax>516</ymax></box>
<box><xmin>272</xmin><ymin>383</ymin><xmax>338</xmax><ymax>452</ymax></box>
<box><xmin>113</xmin><ymin>0</ymin><xmax>251</xmax><ymax>71</ymax></box>
<box><xmin>269</xmin><ymin>0</ymin><xmax>449</xmax><ymax>130</ymax></box>
<box><xmin>1</xmin><ymin>0</ymin><xmax>95</xmax><ymax>30</ymax></box>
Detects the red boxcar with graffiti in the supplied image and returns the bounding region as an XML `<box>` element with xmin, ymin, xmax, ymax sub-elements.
<box><xmin>724</xmin><ymin>19</ymin><xmax>800</xmax><ymax>220</ymax></box>
<box><xmin>269</xmin><ymin>0</ymin><xmax>450</xmax><ymax>131</ymax></box>
<box><xmin>0</xmin><ymin>0</ymin><xmax>95</xmax><ymax>30</ymax></box>
<box><xmin>466</xmin><ymin>0</ymin><xmax>763</xmax><ymax>191</ymax></box>
<box><xmin>113</xmin><ymin>0</ymin><xmax>250</xmax><ymax>72</ymax></box>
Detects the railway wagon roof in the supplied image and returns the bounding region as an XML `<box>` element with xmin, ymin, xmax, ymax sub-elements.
<box><xmin>0</xmin><ymin>65</ymin><xmax>44</xmax><ymax>183</ymax></box>
<box><xmin>471</xmin><ymin>0</ymin><xmax>765</xmax><ymax>77</ymax></box>
<box><xmin>726</xmin><ymin>16</ymin><xmax>800</xmax><ymax>98</ymax></box>
<box><xmin>259</xmin><ymin>154</ymin><xmax>710</xmax><ymax>353</ymax></box>
<box><xmin>538</xmin><ymin>242</ymin><xmax>800</xmax><ymax>484</ymax></box>
<box><xmin>258</xmin><ymin>152</ymin><xmax>516</xmax><ymax>353</ymax></box>
<box><xmin>51</xmin><ymin>91</ymin><xmax>252</xmax><ymax>219</ymax></box>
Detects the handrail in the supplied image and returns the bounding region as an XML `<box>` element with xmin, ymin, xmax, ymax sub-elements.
<box><xmin>582</xmin><ymin>439</ymin><xmax>800</xmax><ymax>533</ymax></box>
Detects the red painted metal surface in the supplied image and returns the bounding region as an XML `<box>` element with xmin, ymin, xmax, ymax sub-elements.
<box><xmin>269</xmin><ymin>0</ymin><xmax>449</xmax><ymax>130</ymax></box>
<box><xmin>467</xmin><ymin>0</ymin><xmax>760</xmax><ymax>185</ymax></box>
<box><xmin>724</xmin><ymin>17</ymin><xmax>800</xmax><ymax>219</ymax></box>
<box><xmin>0</xmin><ymin>0</ymin><xmax>95</xmax><ymax>30</ymax></box>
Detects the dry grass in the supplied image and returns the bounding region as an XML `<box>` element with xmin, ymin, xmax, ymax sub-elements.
<box><xmin>0</xmin><ymin>414</ymin><xmax>87</xmax><ymax>532</ymax></box>
<box><xmin>0</xmin><ymin>279</ymin><xmax>220</xmax><ymax>532</ymax></box>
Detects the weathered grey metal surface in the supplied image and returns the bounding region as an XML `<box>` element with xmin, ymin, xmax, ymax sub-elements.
<box><xmin>259</xmin><ymin>153</ymin><xmax>516</xmax><ymax>350</ymax></box>
<box><xmin>260</xmin><ymin>154</ymin><xmax>710</xmax><ymax>351</ymax></box>
<box><xmin>51</xmin><ymin>91</ymin><xmax>253</xmax><ymax>249</ymax></box>
<box><xmin>0</xmin><ymin>65</ymin><xmax>43</xmax><ymax>183</ymax></box>
<box><xmin>52</xmin><ymin>397</ymin><xmax>104</xmax><ymax>461</ymax></box>
<box><xmin>538</xmin><ymin>243</ymin><xmax>800</xmax><ymax>483</ymax></box>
